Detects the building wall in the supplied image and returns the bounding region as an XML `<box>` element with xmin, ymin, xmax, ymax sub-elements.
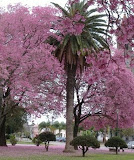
<box><xmin>54</xmin><ymin>129</ymin><xmax>66</xmax><ymax>137</ymax></box>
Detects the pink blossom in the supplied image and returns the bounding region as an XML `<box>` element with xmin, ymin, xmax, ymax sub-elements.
<box><xmin>0</xmin><ymin>4</ymin><xmax>65</xmax><ymax>117</ymax></box>
<box><xmin>87</xmin><ymin>0</ymin><xmax>95</xmax><ymax>6</ymax></box>
<box><xmin>78</xmin><ymin>47</ymin><xmax>134</xmax><ymax>130</ymax></box>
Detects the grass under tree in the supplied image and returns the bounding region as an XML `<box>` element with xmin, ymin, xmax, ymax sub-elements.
<box><xmin>0</xmin><ymin>154</ymin><xmax>134</xmax><ymax>160</ymax></box>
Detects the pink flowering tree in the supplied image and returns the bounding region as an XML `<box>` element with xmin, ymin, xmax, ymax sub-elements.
<box><xmin>77</xmin><ymin>48</ymin><xmax>134</xmax><ymax>135</ymax></box>
<box><xmin>73</xmin><ymin>50</ymin><xmax>111</xmax><ymax>137</ymax></box>
<box><xmin>51</xmin><ymin>0</ymin><xmax>109</xmax><ymax>152</ymax></box>
<box><xmin>0</xmin><ymin>5</ymin><xmax>64</xmax><ymax>146</ymax></box>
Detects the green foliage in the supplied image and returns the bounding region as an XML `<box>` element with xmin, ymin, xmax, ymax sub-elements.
<box><xmin>38</xmin><ymin>121</ymin><xmax>50</xmax><ymax>131</ymax></box>
<box><xmin>52</xmin><ymin>0</ymin><xmax>109</xmax><ymax>69</ymax></box>
<box><xmin>121</xmin><ymin>128</ymin><xmax>134</xmax><ymax>137</ymax></box>
<box><xmin>38</xmin><ymin>121</ymin><xmax>66</xmax><ymax>134</ymax></box>
<box><xmin>52</xmin><ymin>121</ymin><xmax>66</xmax><ymax>130</ymax></box>
<box><xmin>6</xmin><ymin>107</ymin><xmax>27</xmax><ymax>134</ymax></box>
<box><xmin>105</xmin><ymin>137</ymin><xmax>127</xmax><ymax>148</ymax></box>
<box><xmin>32</xmin><ymin>136</ymin><xmax>42</xmax><ymax>146</ymax></box>
<box><xmin>38</xmin><ymin>131</ymin><xmax>56</xmax><ymax>151</ymax></box>
<box><xmin>52</xmin><ymin>121</ymin><xmax>66</xmax><ymax>135</ymax></box>
<box><xmin>82</xmin><ymin>128</ymin><xmax>96</xmax><ymax>137</ymax></box>
<box><xmin>70</xmin><ymin>135</ymin><xmax>100</xmax><ymax>157</ymax></box>
<box><xmin>70</xmin><ymin>135</ymin><xmax>100</xmax><ymax>148</ymax></box>
<box><xmin>9</xmin><ymin>134</ymin><xmax>18</xmax><ymax>146</ymax></box>
<box><xmin>38</xmin><ymin>131</ymin><xmax>56</xmax><ymax>142</ymax></box>
<box><xmin>105</xmin><ymin>136</ymin><xmax>127</xmax><ymax>154</ymax></box>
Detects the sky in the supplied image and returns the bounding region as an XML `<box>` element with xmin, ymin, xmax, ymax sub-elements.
<box><xmin>0</xmin><ymin>0</ymin><xmax>67</xmax><ymax>124</ymax></box>
<box><xmin>29</xmin><ymin>114</ymin><xmax>66</xmax><ymax>125</ymax></box>
<box><xmin>0</xmin><ymin>0</ymin><xmax>66</xmax><ymax>8</ymax></box>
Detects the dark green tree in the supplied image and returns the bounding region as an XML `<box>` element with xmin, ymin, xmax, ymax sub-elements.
<box><xmin>70</xmin><ymin>135</ymin><xmax>100</xmax><ymax>157</ymax></box>
<box><xmin>38</xmin><ymin>131</ymin><xmax>56</xmax><ymax>151</ymax></box>
<box><xmin>105</xmin><ymin>136</ymin><xmax>127</xmax><ymax>155</ymax></box>
<box><xmin>6</xmin><ymin>108</ymin><xmax>27</xmax><ymax>135</ymax></box>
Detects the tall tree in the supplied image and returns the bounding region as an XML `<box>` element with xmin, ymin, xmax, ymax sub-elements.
<box><xmin>51</xmin><ymin>0</ymin><xmax>109</xmax><ymax>152</ymax></box>
<box><xmin>0</xmin><ymin>5</ymin><xmax>63</xmax><ymax>146</ymax></box>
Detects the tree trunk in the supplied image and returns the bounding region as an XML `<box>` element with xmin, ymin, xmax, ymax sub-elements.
<box><xmin>0</xmin><ymin>116</ymin><xmax>7</xmax><ymax>146</ymax></box>
<box><xmin>82</xmin><ymin>146</ymin><xmax>88</xmax><ymax>157</ymax></box>
<box><xmin>73</xmin><ymin>123</ymin><xmax>79</xmax><ymax>138</ymax></box>
<box><xmin>0</xmin><ymin>85</ymin><xmax>7</xmax><ymax>146</ymax></box>
<box><xmin>63</xmin><ymin>65</ymin><xmax>76</xmax><ymax>153</ymax></box>
<box><xmin>45</xmin><ymin>141</ymin><xmax>49</xmax><ymax>151</ymax></box>
<box><xmin>116</xmin><ymin>147</ymin><xmax>118</xmax><ymax>155</ymax></box>
<box><xmin>82</xmin><ymin>147</ymin><xmax>85</xmax><ymax>157</ymax></box>
<box><xmin>73</xmin><ymin>122</ymin><xmax>79</xmax><ymax>150</ymax></box>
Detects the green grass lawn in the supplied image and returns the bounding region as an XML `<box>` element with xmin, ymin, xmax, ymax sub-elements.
<box><xmin>0</xmin><ymin>154</ymin><xmax>134</xmax><ymax>160</ymax></box>
<box><xmin>15</xmin><ymin>141</ymin><xmax>34</xmax><ymax>145</ymax></box>
<box><xmin>7</xmin><ymin>140</ymin><xmax>34</xmax><ymax>145</ymax></box>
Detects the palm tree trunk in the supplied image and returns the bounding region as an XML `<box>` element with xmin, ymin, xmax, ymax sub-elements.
<box><xmin>63</xmin><ymin>65</ymin><xmax>76</xmax><ymax>153</ymax></box>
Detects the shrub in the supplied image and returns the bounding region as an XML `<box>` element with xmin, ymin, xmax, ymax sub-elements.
<box><xmin>70</xmin><ymin>135</ymin><xmax>100</xmax><ymax>157</ymax></box>
<box><xmin>38</xmin><ymin>131</ymin><xmax>56</xmax><ymax>151</ymax></box>
<box><xmin>105</xmin><ymin>136</ymin><xmax>127</xmax><ymax>154</ymax></box>
<box><xmin>10</xmin><ymin>134</ymin><xmax>18</xmax><ymax>146</ymax></box>
<box><xmin>32</xmin><ymin>135</ymin><xmax>42</xmax><ymax>146</ymax></box>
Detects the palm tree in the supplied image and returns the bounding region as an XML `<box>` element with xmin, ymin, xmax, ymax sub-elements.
<box><xmin>38</xmin><ymin>121</ymin><xmax>51</xmax><ymax>132</ymax></box>
<box><xmin>51</xmin><ymin>0</ymin><xmax>109</xmax><ymax>152</ymax></box>
<box><xmin>52</xmin><ymin>121</ymin><xmax>66</xmax><ymax>136</ymax></box>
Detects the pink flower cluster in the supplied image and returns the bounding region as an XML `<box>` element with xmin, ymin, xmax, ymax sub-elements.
<box><xmin>56</xmin><ymin>12</ymin><xmax>85</xmax><ymax>36</ymax></box>
<box><xmin>80</xmin><ymin>47</ymin><xmax>134</xmax><ymax>130</ymax></box>
<box><xmin>0</xmin><ymin>4</ymin><xmax>65</xmax><ymax>115</ymax></box>
<box><xmin>116</xmin><ymin>15</ymin><xmax>134</xmax><ymax>48</ymax></box>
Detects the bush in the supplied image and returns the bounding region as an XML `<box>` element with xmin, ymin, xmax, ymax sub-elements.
<box><xmin>10</xmin><ymin>134</ymin><xmax>18</xmax><ymax>146</ymax></box>
<box><xmin>105</xmin><ymin>136</ymin><xmax>127</xmax><ymax>154</ymax></box>
<box><xmin>32</xmin><ymin>136</ymin><xmax>42</xmax><ymax>146</ymax></box>
<box><xmin>70</xmin><ymin>135</ymin><xmax>100</xmax><ymax>157</ymax></box>
<box><xmin>38</xmin><ymin>131</ymin><xmax>56</xmax><ymax>151</ymax></box>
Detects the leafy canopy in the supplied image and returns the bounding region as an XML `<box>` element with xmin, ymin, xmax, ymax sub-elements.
<box><xmin>70</xmin><ymin>135</ymin><xmax>100</xmax><ymax>148</ymax></box>
<box><xmin>105</xmin><ymin>137</ymin><xmax>127</xmax><ymax>148</ymax></box>
<box><xmin>38</xmin><ymin>131</ymin><xmax>56</xmax><ymax>142</ymax></box>
<box><xmin>52</xmin><ymin>0</ymin><xmax>109</xmax><ymax>69</ymax></box>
